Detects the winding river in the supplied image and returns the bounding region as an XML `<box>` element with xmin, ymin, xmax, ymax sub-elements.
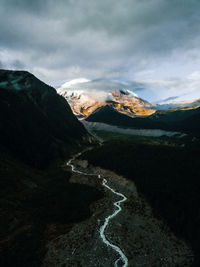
<box><xmin>67</xmin><ymin>152</ymin><xmax>128</xmax><ymax>267</ymax></box>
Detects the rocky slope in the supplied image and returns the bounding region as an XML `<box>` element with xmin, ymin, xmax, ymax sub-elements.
<box><xmin>58</xmin><ymin>88</ymin><xmax>155</xmax><ymax>119</ymax></box>
<box><xmin>0</xmin><ymin>70</ymin><xmax>100</xmax><ymax>267</ymax></box>
<box><xmin>0</xmin><ymin>70</ymin><xmax>92</xmax><ymax>167</ymax></box>
<box><xmin>110</xmin><ymin>89</ymin><xmax>155</xmax><ymax>117</ymax></box>
<box><xmin>43</xmin><ymin>157</ymin><xmax>193</xmax><ymax>266</ymax></box>
<box><xmin>82</xmin><ymin>140</ymin><xmax>200</xmax><ymax>265</ymax></box>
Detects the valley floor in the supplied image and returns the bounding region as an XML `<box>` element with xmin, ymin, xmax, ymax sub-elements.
<box><xmin>43</xmin><ymin>157</ymin><xmax>193</xmax><ymax>267</ymax></box>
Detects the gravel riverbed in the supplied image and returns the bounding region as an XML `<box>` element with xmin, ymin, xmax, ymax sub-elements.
<box><xmin>42</xmin><ymin>159</ymin><xmax>194</xmax><ymax>267</ymax></box>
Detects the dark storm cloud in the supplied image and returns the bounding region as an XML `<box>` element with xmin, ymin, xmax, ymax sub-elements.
<box><xmin>1</xmin><ymin>0</ymin><xmax>48</xmax><ymax>13</ymax></box>
<box><xmin>1</xmin><ymin>0</ymin><xmax>200</xmax><ymax>99</ymax></box>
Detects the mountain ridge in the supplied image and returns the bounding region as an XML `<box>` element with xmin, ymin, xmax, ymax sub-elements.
<box><xmin>86</xmin><ymin>103</ymin><xmax>200</xmax><ymax>137</ymax></box>
<box><xmin>0</xmin><ymin>69</ymin><xmax>92</xmax><ymax>167</ymax></box>
<box><xmin>58</xmin><ymin>87</ymin><xmax>156</xmax><ymax>119</ymax></box>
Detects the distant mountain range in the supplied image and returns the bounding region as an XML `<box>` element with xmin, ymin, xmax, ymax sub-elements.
<box><xmin>58</xmin><ymin>87</ymin><xmax>156</xmax><ymax>119</ymax></box>
<box><xmin>154</xmin><ymin>99</ymin><xmax>200</xmax><ymax>111</ymax></box>
<box><xmin>57</xmin><ymin>85</ymin><xmax>200</xmax><ymax>137</ymax></box>
<box><xmin>57</xmin><ymin>83</ymin><xmax>200</xmax><ymax>117</ymax></box>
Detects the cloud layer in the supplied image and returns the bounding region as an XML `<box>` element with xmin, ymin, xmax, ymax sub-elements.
<box><xmin>1</xmin><ymin>0</ymin><xmax>200</xmax><ymax>101</ymax></box>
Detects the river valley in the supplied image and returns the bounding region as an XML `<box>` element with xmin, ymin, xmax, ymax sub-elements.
<box><xmin>42</xmin><ymin>150</ymin><xmax>193</xmax><ymax>267</ymax></box>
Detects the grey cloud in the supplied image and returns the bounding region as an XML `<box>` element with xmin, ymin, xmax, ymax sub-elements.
<box><xmin>1</xmin><ymin>0</ymin><xmax>50</xmax><ymax>14</ymax></box>
<box><xmin>0</xmin><ymin>0</ymin><xmax>200</xmax><ymax>102</ymax></box>
<box><xmin>13</xmin><ymin>60</ymin><xmax>25</xmax><ymax>69</ymax></box>
<box><xmin>154</xmin><ymin>96</ymin><xmax>180</xmax><ymax>105</ymax></box>
<box><xmin>160</xmin><ymin>96</ymin><xmax>180</xmax><ymax>103</ymax></box>
<box><xmin>0</xmin><ymin>61</ymin><xmax>4</xmax><ymax>69</ymax></box>
<box><xmin>61</xmin><ymin>79</ymin><xmax>144</xmax><ymax>93</ymax></box>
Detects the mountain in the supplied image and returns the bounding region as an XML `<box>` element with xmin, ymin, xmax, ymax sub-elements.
<box><xmin>0</xmin><ymin>70</ymin><xmax>92</xmax><ymax>167</ymax></box>
<box><xmin>57</xmin><ymin>88</ymin><xmax>155</xmax><ymax>119</ymax></box>
<box><xmin>86</xmin><ymin>105</ymin><xmax>166</xmax><ymax>130</ymax></box>
<box><xmin>0</xmin><ymin>70</ymin><xmax>101</xmax><ymax>267</ymax></box>
<box><xmin>81</xmin><ymin>138</ymin><xmax>200</xmax><ymax>265</ymax></box>
<box><xmin>86</xmin><ymin>103</ymin><xmax>200</xmax><ymax>137</ymax></box>
<box><xmin>110</xmin><ymin>90</ymin><xmax>155</xmax><ymax>117</ymax></box>
<box><xmin>155</xmin><ymin>99</ymin><xmax>200</xmax><ymax>111</ymax></box>
<box><xmin>151</xmin><ymin>107</ymin><xmax>200</xmax><ymax>136</ymax></box>
<box><xmin>58</xmin><ymin>89</ymin><xmax>104</xmax><ymax>119</ymax></box>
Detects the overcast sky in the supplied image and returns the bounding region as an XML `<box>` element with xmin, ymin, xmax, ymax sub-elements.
<box><xmin>1</xmin><ymin>0</ymin><xmax>200</xmax><ymax>102</ymax></box>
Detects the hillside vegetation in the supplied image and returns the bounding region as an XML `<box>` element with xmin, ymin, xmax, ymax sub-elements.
<box><xmin>81</xmin><ymin>137</ymin><xmax>200</xmax><ymax>266</ymax></box>
<box><xmin>0</xmin><ymin>70</ymin><xmax>100</xmax><ymax>266</ymax></box>
<box><xmin>86</xmin><ymin>105</ymin><xmax>200</xmax><ymax>137</ymax></box>
<box><xmin>0</xmin><ymin>70</ymin><xmax>91</xmax><ymax>168</ymax></box>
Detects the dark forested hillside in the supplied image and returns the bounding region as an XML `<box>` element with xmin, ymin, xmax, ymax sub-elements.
<box><xmin>0</xmin><ymin>70</ymin><xmax>100</xmax><ymax>267</ymax></box>
<box><xmin>0</xmin><ymin>70</ymin><xmax>92</xmax><ymax>167</ymax></box>
<box><xmin>86</xmin><ymin>105</ymin><xmax>200</xmax><ymax>137</ymax></box>
<box><xmin>86</xmin><ymin>105</ymin><xmax>166</xmax><ymax>129</ymax></box>
<box><xmin>81</xmin><ymin>140</ymin><xmax>200</xmax><ymax>266</ymax></box>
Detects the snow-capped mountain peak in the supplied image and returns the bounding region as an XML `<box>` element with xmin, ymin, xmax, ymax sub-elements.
<box><xmin>119</xmin><ymin>89</ymin><xmax>138</xmax><ymax>97</ymax></box>
<box><xmin>57</xmin><ymin>85</ymin><xmax>155</xmax><ymax>119</ymax></box>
